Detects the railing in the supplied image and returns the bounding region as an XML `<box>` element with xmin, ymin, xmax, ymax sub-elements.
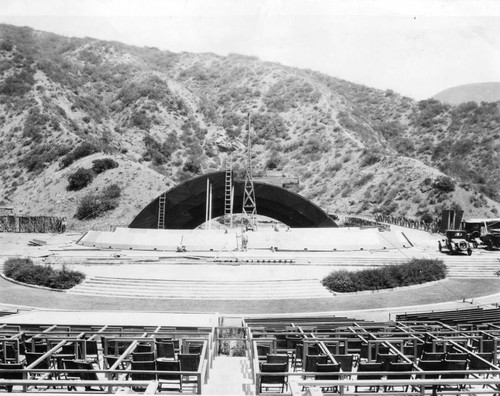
<box><xmin>256</xmin><ymin>369</ymin><xmax>500</xmax><ymax>396</ymax></box>
<box><xmin>0</xmin><ymin>378</ymin><xmax>159</xmax><ymax>394</ymax></box>
<box><xmin>0</xmin><ymin>366</ymin><xmax>206</xmax><ymax>394</ymax></box>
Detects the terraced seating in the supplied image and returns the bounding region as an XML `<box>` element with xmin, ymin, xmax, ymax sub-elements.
<box><xmin>0</xmin><ymin>323</ymin><xmax>213</xmax><ymax>394</ymax></box>
<box><xmin>397</xmin><ymin>307</ymin><xmax>500</xmax><ymax>326</ymax></box>
<box><xmin>5</xmin><ymin>316</ymin><xmax>500</xmax><ymax>394</ymax></box>
<box><xmin>247</xmin><ymin>316</ymin><xmax>500</xmax><ymax>395</ymax></box>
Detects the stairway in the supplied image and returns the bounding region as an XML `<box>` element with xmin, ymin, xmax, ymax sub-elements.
<box><xmin>291</xmin><ymin>255</ymin><xmax>500</xmax><ymax>278</ymax></box>
<box><xmin>203</xmin><ymin>356</ymin><xmax>255</xmax><ymax>395</ymax></box>
<box><xmin>442</xmin><ymin>256</ymin><xmax>500</xmax><ymax>278</ymax></box>
<box><xmin>67</xmin><ymin>277</ymin><xmax>333</xmax><ymax>300</ymax></box>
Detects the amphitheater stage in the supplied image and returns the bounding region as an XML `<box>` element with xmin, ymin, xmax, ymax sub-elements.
<box><xmin>77</xmin><ymin>226</ymin><xmax>412</xmax><ymax>252</ymax></box>
<box><xmin>2</xmin><ymin>230</ymin><xmax>500</xmax><ymax>321</ymax></box>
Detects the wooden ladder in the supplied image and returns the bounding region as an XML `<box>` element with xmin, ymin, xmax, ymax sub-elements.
<box><xmin>224</xmin><ymin>167</ymin><xmax>232</xmax><ymax>227</ymax></box>
<box><xmin>157</xmin><ymin>193</ymin><xmax>166</xmax><ymax>229</ymax></box>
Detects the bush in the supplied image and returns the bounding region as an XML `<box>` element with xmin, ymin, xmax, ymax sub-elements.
<box><xmin>142</xmin><ymin>134</ymin><xmax>176</xmax><ymax>165</ymax></box>
<box><xmin>420</xmin><ymin>212</ymin><xmax>434</xmax><ymax>224</ymax></box>
<box><xmin>0</xmin><ymin>70</ymin><xmax>35</xmax><ymax>96</ymax></box>
<box><xmin>23</xmin><ymin>143</ymin><xmax>70</xmax><ymax>173</ymax></box>
<box><xmin>92</xmin><ymin>158</ymin><xmax>119</xmax><ymax>174</ymax></box>
<box><xmin>360</xmin><ymin>150</ymin><xmax>382</xmax><ymax>167</ymax></box>
<box><xmin>102</xmin><ymin>183</ymin><xmax>121</xmax><ymax>199</ymax></box>
<box><xmin>75</xmin><ymin>185</ymin><xmax>121</xmax><ymax>220</ymax></box>
<box><xmin>432</xmin><ymin>176</ymin><xmax>455</xmax><ymax>193</ymax></box>
<box><xmin>67</xmin><ymin>168</ymin><xmax>94</xmax><ymax>191</ymax></box>
<box><xmin>22</xmin><ymin>107</ymin><xmax>51</xmax><ymax>141</ymax></box>
<box><xmin>322</xmin><ymin>258</ymin><xmax>446</xmax><ymax>293</ymax></box>
<box><xmin>60</xmin><ymin>142</ymin><xmax>98</xmax><ymax>168</ymax></box>
<box><xmin>4</xmin><ymin>257</ymin><xmax>85</xmax><ymax>289</ymax></box>
<box><xmin>0</xmin><ymin>40</ymin><xmax>14</xmax><ymax>51</ymax></box>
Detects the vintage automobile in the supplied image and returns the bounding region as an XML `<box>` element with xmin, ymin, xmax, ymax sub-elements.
<box><xmin>439</xmin><ymin>230</ymin><xmax>472</xmax><ymax>255</ymax></box>
<box><xmin>463</xmin><ymin>218</ymin><xmax>500</xmax><ymax>250</ymax></box>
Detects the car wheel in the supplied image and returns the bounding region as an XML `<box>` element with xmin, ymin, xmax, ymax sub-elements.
<box><xmin>472</xmin><ymin>241</ymin><xmax>478</xmax><ymax>249</ymax></box>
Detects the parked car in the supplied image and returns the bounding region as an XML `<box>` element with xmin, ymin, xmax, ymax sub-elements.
<box><xmin>463</xmin><ymin>218</ymin><xmax>500</xmax><ymax>250</ymax></box>
<box><xmin>439</xmin><ymin>230</ymin><xmax>472</xmax><ymax>255</ymax></box>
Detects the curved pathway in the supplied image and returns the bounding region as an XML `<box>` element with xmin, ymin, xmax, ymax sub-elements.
<box><xmin>2</xmin><ymin>275</ymin><xmax>500</xmax><ymax>318</ymax></box>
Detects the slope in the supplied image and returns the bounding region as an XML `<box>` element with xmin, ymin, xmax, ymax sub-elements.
<box><xmin>0</xmin><ymin>24</ymin><xmax>499</xmax><ymax>230</ymax></box>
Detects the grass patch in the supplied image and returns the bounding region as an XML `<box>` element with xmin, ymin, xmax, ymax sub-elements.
<box><xmin>3</xmin><ymin>257</ymin><xmax>85</xmax><ymax>290</ymax></box>
<box><xmin>322</xmin><ymin>258</ymin><xmax>446</xmax><ymax>293</ymax></box>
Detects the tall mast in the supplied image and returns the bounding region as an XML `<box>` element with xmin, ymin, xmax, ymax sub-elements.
<box><xmin>242</xmin><ymin>113</ymin><xmax>257</xmax><ymax>229</ymax></box>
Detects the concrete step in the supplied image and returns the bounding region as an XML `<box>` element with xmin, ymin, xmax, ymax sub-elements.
<box><xmin>68</xmin><ymin>277</ymin><xmax>333</xmax><ymax>300</ymax></box>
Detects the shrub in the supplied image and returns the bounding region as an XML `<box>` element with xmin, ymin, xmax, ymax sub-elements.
<box><xmin>74</xmin><ymin>185</ymin><xmax>120</xmax><ymax>220</ymax></box>
<box><xmin>0</xmin><ymin>40</ymin><xmax>14</xmax><ymax>51</ymax></box>
<box><xmin>23</xmin><ymin>143</ymin><xmax>70</xmax><ymax>173</ymax></box>
<box><xmin>360</xmin><ymin>152</ymin><xmax>382</xmax><ymax>167</ymax></box>
<box><xmin>266</xmin><ymin>152</ymin><xmax>281</xmax><ymax>170</ymax></box>
<box><xmin>264</xmin><ymin>77</ymin><xmax>321</xmax><ymax>112</ymax></box>
<box><xmin>130</xmin><ymin>110</ymin><xmax>152</xmax><ymax>130</ymax></box>
<box><xmin>102</xmin><ymin>183</ymin><xmax>121</xmax><ymax>199</ymax></box>
<box><xmin>353</xmin><ymin>173</ymin><xmax>374</xmax><ymax>188</ymax></box>
<box><xmin>374</xmin><ymin>120</ymin><xmax>405</xmax><ymax>140</ymax></box>
<box><xmin>22</xmin><ymin>107</ymin><xmax>51</xmax><ymax>141</ymax></box>
<box><xmin>393</xmin><ymin>137</ymin><xmax>415</xmax><ymax>155</ymax></box>
<box><xmin>322</xmin><ymin>258</ymin><xmax>446</xmax><ymax>293</ymax></box>
<box><xmin>60</xmin><ymin>142</ymin><xmax>98</xmax><ymax>168</ymax></box>
<box><xmin>183</xmin><ymin>159</ymin><xmax>202</xmax><ymax>174</ymax></box>
<box><xmin>420</xmin><ymin>212</ymin><xmax>434</xmax><ymax>224</ymax></box>
<box><xmin>432</xmin><ymin>176</ymin><xmax>455</xmax><ymax>193</ymax></box>
<box><xmin>142</xmin><ymin>134</ymin><xmax>176</xmax><ymax>165</ymax></box>
<box><xmin>0</xmin><ymin>70</ymin><xmax>35</xmax><ymax>96</ymax></box>
<box><xmin>74</xmin><ymin>194</ymin><xmax>101</xmax><ymax>220</ymax></box>
<box><xmin>4</xmin><ymin>257</ymin><xmax>85</xmax><ymax>289</ymax></box>
<box><xmin>92</xmin><ymin>158</ymin><xmax>119</xmax><ymax>174</ymax></box>
<box><xmin>67</xmin><ymin>168</ymin><xmax>94</xmax><ymax>191</ymax></box>
<box><xmin>251</xmin><ymin>112</ymin><xmax>288</xmax><ymax>142</ymax></box>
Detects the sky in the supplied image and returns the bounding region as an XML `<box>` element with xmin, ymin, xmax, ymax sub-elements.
<box><xmin>1</xmin><ymin>0</ymin><xmax>500</xmax><ymax>100</ymax></box>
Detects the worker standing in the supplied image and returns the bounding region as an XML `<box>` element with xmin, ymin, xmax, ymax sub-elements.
<box><xmin>241</xmin><ymin>229</ymin><xmax>248</xmax><ymax>251</ymax></box>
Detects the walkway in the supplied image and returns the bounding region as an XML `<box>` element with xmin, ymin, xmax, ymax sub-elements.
<box><xmin>2</xmin><ymin>275</ymin><xmax>500</xmax><ymax>321</ymax></box>
<box><xmin>204</xmin><ymin>356</ymin><xmax>254</xmax><ymax>395</ymax></box>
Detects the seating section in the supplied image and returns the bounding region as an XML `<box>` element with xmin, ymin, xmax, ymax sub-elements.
<box><xmin>0</xmin><ymin>323</ymin><xmax>212</xmax><ymax>393</ymax></box>
<box><xmin>397</xmin><ymin>307</ymin><xmax>500</xmax><ymax>326</ymax></box>
<box><xmin>247</xmin><ymin>316</ymin><xmax>500</xmax><ymax>394</ymax></box>
<box><xmin>3</xmin><ymin>315</ymin><xmax>500</xmax><ymax>394</ymax></box>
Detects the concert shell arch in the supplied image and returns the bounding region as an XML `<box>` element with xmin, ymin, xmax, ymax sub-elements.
<box><xmin>129</xmin><ymin>171</ymin><xmax>337</xmax><ymax>229</ymax></box>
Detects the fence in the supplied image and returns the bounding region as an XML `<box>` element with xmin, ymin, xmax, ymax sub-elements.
<box><xmin>0</xmin><ymin>216</ymin><xmax>66</xmax><ymax>233</ymax></box>
<box><xmin>343</xmin><ymin>215</ymin><xmax>440</xmax><ymax>233</ymax></box>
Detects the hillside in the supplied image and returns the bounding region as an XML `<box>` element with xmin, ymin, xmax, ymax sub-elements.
<box><xmin>0</xmin><ymin>24</ymin><xmax>499</xmax><ymax>230</ymax></box>
<box><xmin>434</xmin><ymin>82</ymin><xmax>500</xmax><ymax>105</ymax></box>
